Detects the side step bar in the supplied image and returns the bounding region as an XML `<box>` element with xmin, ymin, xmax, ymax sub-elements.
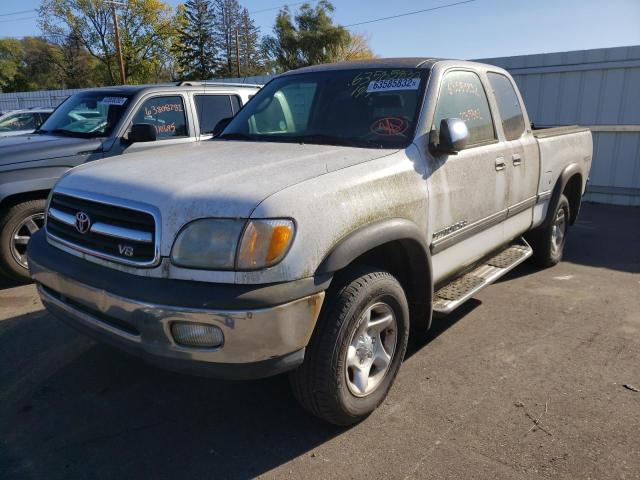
<box><xmin>433</xmin><ymin>238</ymin><xmax>533</xmax><ymax>315</ymax></box>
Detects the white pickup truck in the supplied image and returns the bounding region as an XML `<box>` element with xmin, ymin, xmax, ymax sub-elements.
<box><xmin>28</xmin><ymin>58</ymin><xmax>592</xmax><ymax>425</ymax></box>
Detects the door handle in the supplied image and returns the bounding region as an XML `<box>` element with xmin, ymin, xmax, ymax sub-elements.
<box><xmin>495</xmin><ymin>157</ymin><xmax>506</xmax><ymax>171</ymax></box>
<box><xmin>512</xmin><ymin>154</ymin><xmax>522</xmax><ymax>166</ymax></box>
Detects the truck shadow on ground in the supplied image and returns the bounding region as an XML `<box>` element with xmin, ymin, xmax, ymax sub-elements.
<box><xmin>0</xmin><ymin>277</ymin><xmax>23</xmax><ymax>291</ymax></box>
<box><xmin>1</xmin><ymin>300</ymin><xmax>477</xmax><ymax>479</ymax></box>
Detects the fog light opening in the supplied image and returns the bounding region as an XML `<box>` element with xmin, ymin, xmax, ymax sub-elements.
<box><xmin>170</xmin><ymin>322</ymin><xmax>224</xmax><ymax>348</ymax></box>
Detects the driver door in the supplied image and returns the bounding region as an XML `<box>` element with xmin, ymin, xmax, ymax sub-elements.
<box><xmin>111</xmin><ymin>93</ymin><xmax>196</xmax><ymax>156</ymax></box>
<box><xmin>428</xmin><ymin>69</ymin><xmax>509</xmax><ymax>283</ymax></box>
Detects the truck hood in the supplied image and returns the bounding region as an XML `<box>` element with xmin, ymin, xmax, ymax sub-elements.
<box><xmin>57</xmin><ymin>140</ymin><xmax>397</xmax><ymax>235</ymax></box>
<box><xmin>0</xmin><ymin>134</ymin><xmax>103</xmax><ymax>166</ymax></box>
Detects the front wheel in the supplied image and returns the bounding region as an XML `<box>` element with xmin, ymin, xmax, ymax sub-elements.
<box><xmin>290</xmin><ymin>267</ymin><xmax>410</xmax><ymax>425</ymax></box>
<box><xmin>0</xmin><ymin>199</ymin><xmax>46</xmax><ymax>282</ymax></box>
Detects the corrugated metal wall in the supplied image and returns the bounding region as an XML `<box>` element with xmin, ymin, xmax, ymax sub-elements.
<box><xmin>479</xmin><ymin>45</ymin><xmax>640</xmax><ymax>206</ymax></box>
<box><xmin>0</xmin><ymin>88</ymin><xmax>86</xmax><ymax>111</ymax></box>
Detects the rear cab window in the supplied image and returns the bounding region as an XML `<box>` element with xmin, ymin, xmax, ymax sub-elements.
<box><xmin>487</xmin><ymin>72</ymin><xmax>526</xmax><ymax>141</ymax></box>
<box><xmin>132</xmin><ymin>95</ymin><xmax>188</xmax><ymax>139</ymax></box>
<box><xmin>194</xmin><ymin>95</ymin><xmax>241</xmax><ymax>135</ymax></box>
<box><xmin>432</xmin><ymin>70</ymin><xmax>496</xmax><ymax>147</ymax></box>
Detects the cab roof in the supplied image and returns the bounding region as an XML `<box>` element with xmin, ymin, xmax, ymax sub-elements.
<box><xmin>281</xmin><ymin>57</ymin><xmax>442</xmax><ymax>76</ymax></box>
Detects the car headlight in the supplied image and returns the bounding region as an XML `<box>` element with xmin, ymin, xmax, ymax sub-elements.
<box><xmin>171</xmin><ymin>219</ymin><xmax>245</xmax><ymax>269</ymax></box>
<box><xmin>171</xmin><ymin>218</ymin><xmax>295</xmax><ymax>270</ymax></box>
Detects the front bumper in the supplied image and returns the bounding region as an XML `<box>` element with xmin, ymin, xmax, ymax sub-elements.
<box><xmin>28</xmin><ymin>232</ymin><xmax>326</xmax><ymax>379</ymax></box>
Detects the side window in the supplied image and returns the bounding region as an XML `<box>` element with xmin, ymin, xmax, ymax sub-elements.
<box><xmin>487</xmin><ymin>72</ymin><xmax>526</xmax><ymax>141</ymax></box>
<box><xmin>0</xmin><ymin>113</ymin><xmax>36</xmax><ymax>131</ymax></box>
<box><xmin>36</xmin><ymin>112</ymin><xmax>50</xmax><ymax>128</ymax></box>
<box><xmin>432</xmin><ymin>70</ymin><xmax>495</xmax><ymax>147</ymax></box>
<box><xmin>194</xmin><ymin>95</ymin><xmax>236</xmax><ymax>134</ymax></box>
<box><xmin>132</xmin><ymin>96</ymin><xmax>187</xmax><ymax>139</ymax></box>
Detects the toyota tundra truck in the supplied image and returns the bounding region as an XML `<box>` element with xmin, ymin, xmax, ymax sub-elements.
<box><xmin>27</xmin><ymin>58</ymin><xmax>592</xmax><ymax>425</ymax></box>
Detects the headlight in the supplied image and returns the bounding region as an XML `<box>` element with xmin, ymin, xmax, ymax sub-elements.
<box><xmin>170</xmin><ymin>218</ymin><xmax>295</xmax><ymax>270</ymax></box>
<box><xmin>237</xmin><ymin>219</ymin><xmax>295</xmax><ymax>269</ymax></box>
<box><xmin>171</xmin><ymin>219</ymin><xmax>245</xmax><ymax>269</ymax></box>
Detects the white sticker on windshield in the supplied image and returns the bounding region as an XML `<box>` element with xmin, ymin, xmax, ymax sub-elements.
<box><xmin>367</xmin><ymin>77</ymin><xmax>420</xmax><ymax>93</ymax></box>
<box><xmin>100</xmin><ymin>96</ymin><xmax>128</xmax><ymax>106</ymax></box>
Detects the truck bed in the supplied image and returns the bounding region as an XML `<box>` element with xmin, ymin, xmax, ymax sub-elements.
<box><xmin>532</xmin><ymin>124</ymin><xmax>590</xmax><ymax>139</ymax></box>
<box><xmin>532</xmin><ymin>125</ymin><xmax>593</xmax><ymax>217</ymax></box>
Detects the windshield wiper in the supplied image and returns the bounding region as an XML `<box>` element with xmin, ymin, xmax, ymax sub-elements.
<box><xmin>217</xmin><ymin>132</ymin><xmax>255</xmax><ymax>141</ymax></box>
<box><xmin>286</xmin><ymin>134</ymin><xmax>384</xmax><ymax>149</ymax></box>
<box><xmin>49</xmin><ymin>128</ymin><xmax>99</xmax><ymax>138</ymax></box>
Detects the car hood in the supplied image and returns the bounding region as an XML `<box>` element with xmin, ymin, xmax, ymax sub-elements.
<box><xmin>0</xmin><ymin>134</ymin><xmax>102</xmax><ymax>166</ymax></box>
<box><xmin>57</xmin><ymin>140</ymin><xmax>397</xmax><ymax>241</ymax></box>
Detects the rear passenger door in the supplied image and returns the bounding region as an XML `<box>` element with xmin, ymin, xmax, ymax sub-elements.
<box><xmin>486</xmin><ymin>72</ymin><xmax>539</xmax><ymax>239</ymax></box>
<box><xmin>193</xmin><ymin>94</ymin><xmax>241</xmax><ymax>139</ymax></box>
<box><xmin>428</xmin><ymin>69</ymin><xmax>509</xmax><ymax>282</ymax></box>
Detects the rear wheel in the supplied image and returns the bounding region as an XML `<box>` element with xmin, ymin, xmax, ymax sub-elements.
<box><xmin>0</xmin><ymin>199</ymin><xmax>46</xmax><ymax>282</ymax></box>
<box><xmin>528</xmin><ymin>194</ymin><xmax>570</xmax><ymax>268</ymax></box>
<box><xmin>290</xmin><ymin>266</ymin><xmax>409</xmax><ymax>425</ymax></box>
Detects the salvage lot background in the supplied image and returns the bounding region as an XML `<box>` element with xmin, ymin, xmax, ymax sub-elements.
<box><xmin>1</xmin><ymin>202</ymin><xmax>639</xmax><ymax>479</ymax></box>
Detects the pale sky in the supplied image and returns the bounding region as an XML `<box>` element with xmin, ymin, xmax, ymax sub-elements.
<box><xmin>1</xmin><ymin>0</ymin><xmax>639</xmax><ymax>59</ymax></box>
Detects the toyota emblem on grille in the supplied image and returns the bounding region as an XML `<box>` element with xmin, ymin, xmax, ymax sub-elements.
<box><xmin>75</xmin><ymin>211</ymin><xmax>91</xmax><ymax>234</ymax></box>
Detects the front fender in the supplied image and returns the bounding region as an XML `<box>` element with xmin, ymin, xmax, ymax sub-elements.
<box><xmin>0</xmin><ymin>166</ymin><xmax>70</xmax><ymax>205</ymax></box>
<box><xmin>317</xmin><ymin>218</ymin><xmax>428</xmax><ymax>274</ymax></box>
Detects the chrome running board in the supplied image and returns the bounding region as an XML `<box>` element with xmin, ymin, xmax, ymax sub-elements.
<box><xmin>433</xmin><ymin>237</ymin><xmax>533</xmax><ymax>314</ymax></box>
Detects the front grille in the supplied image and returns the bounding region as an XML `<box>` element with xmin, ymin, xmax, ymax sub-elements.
<box><xmin>46</xmin><ymin>193</ymin><xmax>157</xmax><ymax>265</ymax></box>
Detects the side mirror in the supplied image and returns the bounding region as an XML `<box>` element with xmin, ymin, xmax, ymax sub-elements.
<box><xmin>212</xmin><ymin>117</ymin><xmax>233</xmax><ymax>137</ymax></box>
<box><xmin>433</xmin><ymin>118</ymin><xmax>469</xmax><ymax>154</ymax></box>
<box><xmin>128</xmin><ymin>123</ymin><xmax>157</xmax><ymax>143</ymax></box>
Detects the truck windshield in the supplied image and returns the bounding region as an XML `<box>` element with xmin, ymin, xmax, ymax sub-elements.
<box><xmin>219</xmin><ymin>68</ymin><xmax>429</xmax><ymax>149</ymax></box>
<box><xmin>38</xmin><ymin>92</ymin><xmax>131</xmax><ymax>138</ymax></box>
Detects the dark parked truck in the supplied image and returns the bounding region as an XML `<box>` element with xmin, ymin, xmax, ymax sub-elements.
<box><xmin>28</xmin><ymin>58</ymin><xmax>592</xmax><ymax>424</ymax></box>
<box><xmin>0</xmin><ymin>82</ymin><xmax>260</xmax><ymax>281</ymax></box>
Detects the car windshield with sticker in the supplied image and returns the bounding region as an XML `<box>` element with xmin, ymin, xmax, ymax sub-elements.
<box><xmin>38</xmin><ymin>92</ymin><xmax>132</xmax><ymax>138</ymax></box>
<box><xmin>219</xmin><ymin>68</ymin><xmax>428</xmax><ymax>148</ymax></box>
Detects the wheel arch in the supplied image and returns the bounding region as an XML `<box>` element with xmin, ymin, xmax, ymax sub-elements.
<box><xmin>317</xmin><ymin>218</ymin><xmax>433</xmax><ymax>331</ymax></box>
<box><xmin>545</xmin><ymin>164</ymin><xmax>583</xmax><ymax>227</ymax></box>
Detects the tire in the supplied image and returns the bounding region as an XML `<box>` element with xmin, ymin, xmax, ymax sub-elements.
<box><xmin>0</xmin><ymin>199</ymin><xmax>46</xmax><ymax>282</ymax></box>
<box><xmin>290</xmin><ymin>266</ymin><xmax>410</xmax><ymax>426</ymax></box>
<box><xmin>528</xmin><ymin>194</ymin><xmax>570</xmax><ymax>268</ymax></box>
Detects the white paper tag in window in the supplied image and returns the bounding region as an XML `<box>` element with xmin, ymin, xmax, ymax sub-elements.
<box><xmin>100</xmin><ymin>96</ymin><xmax>128</xmax><ymax>106</ymax></box>
<box><xmin>367</xmin><ymin>78</ymin><xmax>420</xmax><ymax>93</ymax></box>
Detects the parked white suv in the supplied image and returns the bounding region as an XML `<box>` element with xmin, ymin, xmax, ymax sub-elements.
<box><xmin>29</xmin><ymin>58</ymin><xmax>592</xmax><ymax>425</ymax></box>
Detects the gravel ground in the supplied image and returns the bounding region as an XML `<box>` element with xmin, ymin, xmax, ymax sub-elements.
<box><xmin>1</xmin><ymin>202</ymin><xmax>639</xmax><ymax>480</ymax></box>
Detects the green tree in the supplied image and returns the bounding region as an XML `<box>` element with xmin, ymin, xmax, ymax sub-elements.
<box><xmin>0</xmin><ymin>37</ymin><xmax>66</xmax><ymax>92</ymax></box>
<box><xmin>174</xmin><ymin>0</ymin><xmax>218</xmax><ymax>80</ymax></box>
<box><xmin>212</xmin><ymin>0</ymin><xmax>241</xmax><ymax>76</ymax></box>
<box><xmin>39</xmin><ymin>0</ymin><xmax>176</xmax><ymax>85</ymax></box>
<box><xmin>0</xmin><ymin>39</ymin><xmax>24</xmax><ymax>92</ymax></box>
<box><xmin>237</xmin><ymin>7</ymin><xmax>265</xmax><ymax>76</ymax></box>
<box><xmin>51</xmin><ymin>33</ymin><xmax>102</xmax><ymax>88</ymax></box>
<box><xmin>264</xmin><ymin>1</ymin><xmax>350</xmax><ymax>72</ymax></box>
